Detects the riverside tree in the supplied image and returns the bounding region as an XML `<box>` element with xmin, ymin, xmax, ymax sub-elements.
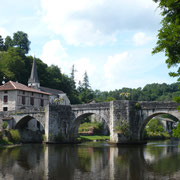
<box><xmin>152</xmin><ymin>0</ymin><xmax>180</xmax><ymax>78</ymax></box>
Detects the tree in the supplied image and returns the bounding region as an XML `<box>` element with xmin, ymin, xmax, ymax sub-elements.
<box><xmin>82</xmin><ymin>71</ymin><xmax>90</xmax><ymax>89</ymax></box>
<box><xmin>4</xmin><ymin>36</ymin><xmax>13</xmax><ymax>50</ymax></box>
<box><xmin>13</xmin><ymin>31</ymin><xmax>31</xmax><ymax>54</ymax></box>
<box><xmin>0</xmin><ymin>35</ymin><xmax>5</xmax><ymax>51</ymax></box>
<box><xmin>152</xmin><ymin>0</ymin><xmax>180</xmax><ymax>78</ymax></box>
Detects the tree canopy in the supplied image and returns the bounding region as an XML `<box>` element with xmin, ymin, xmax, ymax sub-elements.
<box><xmin>152</xmin><ymin>0</ymin><xmax>180</xmax><ymax>78</ymax></box>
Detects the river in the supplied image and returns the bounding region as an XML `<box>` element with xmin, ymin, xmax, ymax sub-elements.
<box><xmin>0</xmin><ymin>140</ymin><xmax>180</xmax><ymax>180</ymax></box>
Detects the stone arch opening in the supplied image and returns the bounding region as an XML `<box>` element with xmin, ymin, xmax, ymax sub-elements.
<box><xmin>15</xmin><ymin>115</ymin><xmax>45</xmax><ymax>143</ymax></box>
<box><xmin>71</xmin><ymin>112</ymin><xmax>110</xmax><ymax>140</ymax></box>
<box><xmin>139</xmin><ymin>112</ymin><xmax>179</xmax><ymax>140</ymax></box>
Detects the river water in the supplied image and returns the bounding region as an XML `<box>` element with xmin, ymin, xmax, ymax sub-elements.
<box><xmin>0</xmin><ymin>140</ymin><xmax>180</xmax><ymax>180</ymax></box>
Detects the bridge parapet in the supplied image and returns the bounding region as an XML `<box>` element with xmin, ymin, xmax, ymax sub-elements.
<box><xmin>139</xmin><ymin>101</ymin><xmax>179</xmax><ymax>110</ymax></box>
<box><xmin>71</xmin><ymin>102</ymin><xmax>110</xmax><ymax>111</ymax></box>
<box><xmin>0</xmin><ymin>107</ymin><xmax>46</xmax><ymax>118</ymax></box>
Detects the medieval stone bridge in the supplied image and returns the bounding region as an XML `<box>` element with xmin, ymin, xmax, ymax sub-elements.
<box><xmin>0</xmin><ymin>100</ymin><xmax>180</xmax><ymax>143</ymax></box>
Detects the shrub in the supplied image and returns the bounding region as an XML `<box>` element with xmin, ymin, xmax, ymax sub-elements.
<box><xmin>8</xmin><ymin>130</ymin><xmax>21</xmax><ymax>143</ymax></box>
<box><xmin>115</xmin><ymin>119</ymin><xmax>129</xmax><ymax>137</ymax></box>
<box><xmin>173</xmin><ymin>122</ymin><xmax>180</xmax><ymax>138</ymax></box>
<box><xmin>2</xmin><ymin>121</ymin><xmax>8</xmax><ymax>129</ymax></box>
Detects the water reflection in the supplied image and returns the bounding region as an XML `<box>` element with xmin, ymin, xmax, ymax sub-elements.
<box><xmin>0</xmin><ymin>141</ymin><xmax>180</xmax><ymax>180</ymax></box>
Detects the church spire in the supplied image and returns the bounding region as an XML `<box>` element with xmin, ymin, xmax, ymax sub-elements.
<box><xmin>28</xmin><ymin>57</ymin><xmax>40</xmax><ymax>89</ymax></box>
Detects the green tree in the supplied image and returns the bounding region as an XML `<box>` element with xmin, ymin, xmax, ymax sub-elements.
<box><xmin>172</xmin><ymin>122</ymin><xmax>180</xmax><ymax>138</ymax></box>
<box><xmin>152</xmin><ymin>0</ymin><xmax>180</xmax><ymax>77</ymax></box>
<box><xmin>82</xmin><ymin>71</ymin><xmax>90</xmax><ymax>89</ymax></box>
<box><xmin>13</xmin><ymin>31</ymin><xmax>31</xmax><ymax>54</ymax></box>
<box><xmin>4</xmin><ymin>36</ymin><xmax>13</xmax><ymax>50</ymax></box>
<box><xmin>0</xmin><ymin>35</ymin><xmax>5</xmax><ymax>51</ymax></box>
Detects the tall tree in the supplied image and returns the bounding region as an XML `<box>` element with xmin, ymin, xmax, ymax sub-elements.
<box><xmin>152</xmin><ymin>0</ymin><xmax>180</xmax><ymax>78</ymax></box>
<box><xmin>82</xmin><ymin>71</ymin><xmax>90</xmax><ymax>89</ymax></box>
<box><xmin>13</xmin><ymin>31</ymin><xmax>31</xmax><ymax>54</ymax></box>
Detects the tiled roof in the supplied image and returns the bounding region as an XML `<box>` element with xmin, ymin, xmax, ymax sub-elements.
<box><xmin>0</xmin><ymin>81</ymin><xmax>50</xmax><ymax>95</ymax></box>
<box><xmin>40</xmin><ymin>86</ymin><xmax>64</xmax><ymax>96</ymax></box>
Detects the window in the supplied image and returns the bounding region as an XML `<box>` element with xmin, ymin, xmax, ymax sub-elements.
<box><xmin>32</xmin><ymin>92</ymin><xmax>34</xmax><ymax>96</ymax></box>
<box><xmin>40</xmin><ymin>99</ymin><xmax>44</xmax><ymax>107</ymax></box>
<box><xmin>22</xmin><ymin>96</ymin><xmax>26</xmax><ymax>105</ymax></box>
<box><xmin>4</xmin><ymin>90</ymin><xmax>8</xmax><ymax>93</ymax></box>
<box><xmin>30</xmin><ymin>97</ymin><xmax>34</xmax><ymax>106</ymax></box>
<box><xmin>41</xmin><ymin>94</ymin><xmax>43</xmax><ymax>97</ymax></box>
<box><xmin>23</xmin><ymin>91</ymin><xmax>25</xmax><ymax>94</ymax></box>
<box><xmin>3</xmin><ymin>107</ymin><xmax>8</xmax><ymax>111</ymax></box>
<box><xmin>3</xmin><ymin>96</ymin><xmax>8</xmax><ymax>103</ymax></box>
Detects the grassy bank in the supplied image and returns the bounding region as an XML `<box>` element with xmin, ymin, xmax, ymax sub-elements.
<box><xmin>0</xmin><ymin>130</ymin><xmax>21</xmax><ymax>145</ymax></box>
<box><xmin>77</xmin><ymin>135</ymin><xmax>110</xmax><ymax>142</ymax></box>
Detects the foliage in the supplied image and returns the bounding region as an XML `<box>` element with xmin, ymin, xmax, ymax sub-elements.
<box><xmin>2</xmin><ymin>122</ymin><xmax>8</xmax><ymax>129</ymax></box>
<box><xmin>144</xmin><ymin>118</ymin><xmax>170</xmax><ymax>139</ymax></box>
<box><xmin>172</xmin><ymin>122</ymin><xmax>180</xmax><ymax>138</ymax></box>
<box><xmin>78</xmin><ymin>122</ymin><xmax>104</xmax><ymax>135</ymax></box>
<box><xmin>115</xmin><ymin>119</ymin><xmax>129</xmax><ymax>137</ymax></box>
<box><xmin>152</xmin><ymin>0</ymin><xmax>180</xmax><ymax>74</ymax></box>
<box><xmin>8</xmin><ymin>130</ymin><xmax>21</xmax><ymax>143</ymax></box>
<box><xmin>152</xmin><ymin>0</ymin><xmax>180</xmax><ymax>106</ymax></box>
<box><xmin>135</xmin><ymin>102</ymin><xmax>141</xmax><ymax>110</ymax></box>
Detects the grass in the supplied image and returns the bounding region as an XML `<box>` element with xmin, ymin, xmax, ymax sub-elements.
<box><xmin>77</xmin><ymin>135</ymin><xmax>110</xmax><ymax>142</ymax></box>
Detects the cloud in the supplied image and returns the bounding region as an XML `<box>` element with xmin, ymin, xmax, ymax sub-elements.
<box><xmin>40</xmin><ymin>0</ymin><xmax>160</xmax><ymax>46</ymax></box>
<box><xmin>133</xmin><ymin>32</ymin><xmax>154</xmax><ymax>46</ymax></box>
<box><xmin>102</xmin><ymin>49</ymin><xmax>169</xmax><ymax>90</ymax></box>
<box><xmin>40</xmin><ymin>40</ymin><xmax>67</xmax><ymax>68</ymax></box>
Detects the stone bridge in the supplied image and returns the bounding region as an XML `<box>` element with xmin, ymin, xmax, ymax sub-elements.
<box><xmin>69</xmin><ymin>101</ymin><xmax>180</xmax><ymax>143</ymax></box>
<box><xmin>0</xmin><ymin>100</ymin><xmax>180</xmax><ymax>143</ymax></box>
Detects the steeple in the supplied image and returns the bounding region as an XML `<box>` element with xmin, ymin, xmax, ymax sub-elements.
<box><xmin>28</xmin><ymin>57</ymin><xmax>40</xmax><ymax>89</ymax></box>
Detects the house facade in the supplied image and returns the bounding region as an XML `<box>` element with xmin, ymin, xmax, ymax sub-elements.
<box><xmin>0</xmin><ymin>81</ymin><xmax>50</xmax><ymax>112</ymax></box>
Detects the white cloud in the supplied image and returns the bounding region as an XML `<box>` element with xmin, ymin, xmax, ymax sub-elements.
<box><xmin>133</xmin><ymin>32</ymin><xmax>154</xmax><ymax>46</ymax></box>
<box><xmin>0</xmin><ymin>27</ymin><xmax>8</xmax><ymax>38</ymax></box>
<box><xmin>40</xmin><ymin>0</ymin><xmax>160</xmax><ymax>46</ymax></box>
<box><xmin>41</xmin><ymin>40</ymin><xmax>68</xmax><ymax>69</ymax></box>
<box><xmin>102</xmin><ymin>50</ymin><xmax>168</xmax><ymax>90</ymax></box>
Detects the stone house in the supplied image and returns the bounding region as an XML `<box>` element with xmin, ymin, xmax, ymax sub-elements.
<box><xmin>0</xmin><ymin>58</ymin><xmax>70</xmax><ymax>130</ymax></box>
<box><xmin>0</xmin><ymin>81</ymin><xmax>50</xmax><ymax>112</ymax></box>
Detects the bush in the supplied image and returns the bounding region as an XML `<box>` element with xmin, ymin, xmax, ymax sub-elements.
<box><xmin>8</xmin><ymin>130</ymin><xmax>21</xmax><ymax>144</ymax></box>
<box><xmin>115</xmin><ymin>119</ymin><xmax>129</xmax><ymax>137</ymax></box>
<box><xmin>2</xmin><ymin>121</ymin><xmax>8</xmax><ymax>129</ymax></box>
<box><xmin>172</xmin><ymin>122</ymin><xmax>180</xmax><ymax>138</ymax></box>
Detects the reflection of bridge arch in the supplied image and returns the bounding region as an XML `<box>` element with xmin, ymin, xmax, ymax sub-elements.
<box><xmin>139</xmin><ymin>112</ymin><xmax>179</xmax><ymax>140</ymax></box>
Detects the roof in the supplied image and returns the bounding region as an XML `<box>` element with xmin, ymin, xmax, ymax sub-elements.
<box><xmin>0</xmin><ymin>81</ymin><xmax>50</xmax><ymax>95</ymax></box>
<box><xmin>40</xmin><ymin>86</ymin><xmax>64</xmax><ymax>96</ymax></box>
<box><xmin>28</xmin><ymin>58</ymin><xmax>39</xmax><ymax>84</ymax></box>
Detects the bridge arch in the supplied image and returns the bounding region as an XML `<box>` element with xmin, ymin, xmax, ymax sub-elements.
<box><xmin>139</xmin><ymin>112</ymin><xmax>179</xmax><ymax>140</ymax></box>
<box><xmin>70</xmin><ymin>111</ymin><xmax>110</xmax><ymax>139</ymax></box>
<box><xmin>15</xmin><ymin>115</ymin><xmax>45</xmax><ymax>143</ymax></box>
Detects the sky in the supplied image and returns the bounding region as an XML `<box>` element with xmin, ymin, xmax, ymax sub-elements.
<box><xmin>0</xmin><ymin>0</ymin><xmax>177</xmax><ymax>91</ymax></box>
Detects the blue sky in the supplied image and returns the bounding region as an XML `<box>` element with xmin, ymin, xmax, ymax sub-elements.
<box><xmin>0</xmin><ymin>0</ymin><xmax>177</xmax><ymax>91</ymax></box>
